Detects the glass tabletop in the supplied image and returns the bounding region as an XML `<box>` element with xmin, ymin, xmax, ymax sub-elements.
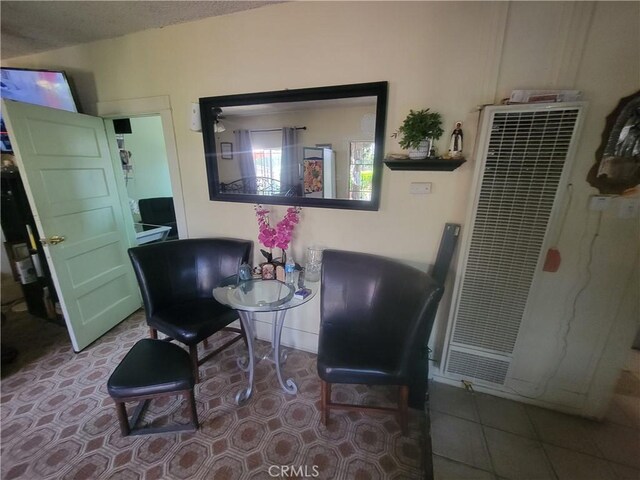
<box><xmin>134</xmin><ymin>222</ymin><xmax>169</xmax><ymax>233</ymax></box>
<box><xmin>214</xmin><ymin>276</ymin><xmax>318</xmax><ymax>312</ymax></box>
<box><xmin>134</xmin><ymin>223</ymin><xmax>172</xmax><ymax>245</ymax></box>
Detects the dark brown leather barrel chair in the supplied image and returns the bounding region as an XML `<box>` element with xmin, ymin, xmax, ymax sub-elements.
<box><xmin>317</xmin><ymin>249</ymin><xmax>444</xmax><ymax>434</ymax></box>
<box><xmin>128</xmin><ymin>238</ymin><xmax>252</xmax><ymax>383</ymax></box>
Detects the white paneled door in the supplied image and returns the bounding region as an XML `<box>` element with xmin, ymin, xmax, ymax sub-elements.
<box><xmin>2</xmin><ymin>100</ymin><xmax>141</xmax><ymax>351</ymax></box>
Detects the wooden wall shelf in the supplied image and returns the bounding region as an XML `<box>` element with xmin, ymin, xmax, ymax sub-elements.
<box><xmin>384</xmin><ymin>157</ymin><xmax>466</xmax><ymax>171</ymax></box>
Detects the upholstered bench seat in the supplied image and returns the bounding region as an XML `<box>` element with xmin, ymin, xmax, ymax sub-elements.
<box><xmin>107</xmin><ymin>338</ymin><xmax>198</xmax><ymax>436</ymax></box>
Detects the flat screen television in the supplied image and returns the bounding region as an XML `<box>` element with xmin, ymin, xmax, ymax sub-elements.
<box><xmin>1</xmin><ymin>67</ymin><xmax>79</xmax><ymax>152</ymax></box>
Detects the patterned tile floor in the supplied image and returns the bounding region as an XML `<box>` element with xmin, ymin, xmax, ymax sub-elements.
<box><xmin>1</xmin><ymin>308</ymin><xmax>428</xmax><ymax>480</ymax></box>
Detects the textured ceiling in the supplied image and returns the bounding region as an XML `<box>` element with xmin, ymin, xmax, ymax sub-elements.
<box><xmin>1</xmin><ymin>1</ymin><xmax>282</xmax><ymax>60</ymax></box>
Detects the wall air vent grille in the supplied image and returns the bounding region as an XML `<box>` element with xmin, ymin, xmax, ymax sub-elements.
<box><xmin>447</xmin><ymin>348</ymin><xmax>511</xmax><ymax>385</ymax></box>
<box><xmin>445</xmin><ymin>104</ymin><xmax>584</xmax><ymax>386</ymax></box>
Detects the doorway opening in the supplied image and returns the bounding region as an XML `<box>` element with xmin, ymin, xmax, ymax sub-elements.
<box><xmin>97</xmin><ymin>95</ymin><xmax>187</xmax><ymax>243</ymax></box>
<box><xmin>113</xmin><ymin>115</ymin><xmax>178</xmax><ymax>243</ymax></box>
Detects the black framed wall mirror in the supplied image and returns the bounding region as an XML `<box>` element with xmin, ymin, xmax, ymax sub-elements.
<box><xmin>200</xmin><ymin>82</ymin><xmax>388</xmax><ymax>210</ymax></box>
<box><xmin>587</xmin><ymin>90</ymin><xmax>640</xmax><ymax>194</ymax></box>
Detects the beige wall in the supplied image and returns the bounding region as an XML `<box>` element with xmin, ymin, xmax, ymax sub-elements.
<box><xmin>4</xmin><ymin>1</ymin><xmax>639</xmax><ymax>416</ymax></box>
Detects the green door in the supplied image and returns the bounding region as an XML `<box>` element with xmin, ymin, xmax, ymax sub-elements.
<box><xmin>2</xmin><ymin>100</ymin><xmax>141</xmax><ymax>351</ymax></box>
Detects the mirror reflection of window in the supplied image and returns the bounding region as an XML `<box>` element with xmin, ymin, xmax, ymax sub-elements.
<box><xmin>251</xmin><ymin>129</ymin><xmax>285</xmax><ymax>193</ymax></box>
<box><xmin>349</xmin><ymin>141</ymin><xmax>375</xmax><ymax>200</ymax></box>
<box><xmin>253</xmin><ymin>148</ymin><xmax>282</xmax><ymax>181</ymax></box>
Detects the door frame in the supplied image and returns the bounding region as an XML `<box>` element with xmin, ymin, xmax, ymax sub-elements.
<box><xmin>96</xmin><ymin>96</ymin><xmax>188</xmax><ymax>239</ymax></box>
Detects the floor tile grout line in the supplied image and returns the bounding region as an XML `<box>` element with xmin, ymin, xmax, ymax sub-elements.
<box><xmin>428</xmin><ymin>384</ymin><xmax>498</xmax><ymax>477</ymax></box>
<box><xmin>540</xmin><ymin>442</ymin><xmax>622</xmax><ymax>480</ymax></box>
<box><xmin>605</xmin><ymin>460</ymin><xmax>640</xmax><ymax>472</ymax></box>
<box><xmin>518</xmin><ymin>399</ymin><xmax>561</xmax><ymax>480</ymax></box>
<box><xmin>431</xmin><ymin>453</ymin><xmax>498</xmax><ymax>476</ymax></box>
<box><xmin>431</xmin><ymin>451</ymin><xmax>498</xmax><ymax>477</ymax></box>
<box><xmin>535</xmin><ymin>435</ymin><xmax>561</xmax><ymax>480</ymax></box>
<box><xmin>431</xmin><ymin>404</ymin><xmax>539</xmax><ymax>442</ymax></box>
<box><xmin>477</xmin><ymin>423</ymin><xmax>562</xmax><ymax>480</ymax></box>
<box><xmin>520</xmin><ymin>396</ymin><xmax>640</xmax><ymax>473</ymax></box>
<box><xmin>538</xmin><ymin>439</ymin><xmax>640</xmax><ymax>472</ymax></box>
<box><xmin>470</xmin><ymin>389</ymin><xmax>500</xmax><ymax>479</ymax></box>
<box><xmin>432</xmin><ymin>395</ymin><xmax>640</xmax><ymax>469</ymax></box>
<box><xmin>521</xmin><ymin>401</ymin><xmax>621</xmax><ymax>466</ymax></box>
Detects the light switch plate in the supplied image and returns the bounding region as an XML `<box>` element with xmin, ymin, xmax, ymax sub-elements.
<box><xmin>618</xmin><ymin>197</ymin><xmax>640</xmax><ymax>218</ymax></box>
<box><xmin>589</xmin><ymin>195</ymin><xmax>611</xmax><ymax>211</ymax></box>
<box><xmin>410</xmin><ymin>182</ymin><xmax>432</xmax><ymax>194</ymax></box>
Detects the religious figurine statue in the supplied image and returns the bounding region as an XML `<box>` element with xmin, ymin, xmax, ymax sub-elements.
<box><xmin>448</xmin><ymin>122</ymin><xmax>463</xmax><ymax>158</ymax></box>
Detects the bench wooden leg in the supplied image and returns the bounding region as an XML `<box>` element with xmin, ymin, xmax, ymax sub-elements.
<box><xmin>189</xmin><ymin>344</ymin><xmax>200</xmax><ymax>383</ymax></box>
<box><xmin>399</xmin><ymin>385</ymin><xmax>409</xmax><ymax>435</ymax></box>
<box><xmin>114</xmin><ymin>401</ymin><xmax>130</xmax><ymax>436</ymax></box>
<box><xmin>149</xmin><ymin>328</ymin><xmax>158</xmax><ymax>340</ymax></box>
<box><xmin>112</xmin><ymin>391</ymin><xmax>197</xmax><ymax>436</ymax></box>
<box><xmin>186</xmin><ymin>390</ymin><xmax>199</xmax><ymax>430</ymax></box>
<box><xmin>321</xmin><ymin>380</ymin><xmax>331</xmax><ymax>426</ymax></box>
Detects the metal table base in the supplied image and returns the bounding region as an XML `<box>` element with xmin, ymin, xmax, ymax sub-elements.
<box><xmin>234</xmin><ymin>309</ymin><xmax>298</xmax><ymax>405</ymax></box>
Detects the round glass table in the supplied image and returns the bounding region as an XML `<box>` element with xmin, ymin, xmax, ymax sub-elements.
<box><xmin>213</xmin><ymin>277</ymin><xmax>318</xmax><ymax>404</ymax></box>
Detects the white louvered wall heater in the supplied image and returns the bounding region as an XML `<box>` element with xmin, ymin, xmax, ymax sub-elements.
<box><xmin>442</xmin><ymin>102</ymin><xmax>586</xmax><ymax>388</ymax></box>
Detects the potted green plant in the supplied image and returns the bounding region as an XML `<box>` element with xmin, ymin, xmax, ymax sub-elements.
<box><xmin>392</xmin><ymin>109</ymin><xmax>444</xmax><ymax>159</ymax></box>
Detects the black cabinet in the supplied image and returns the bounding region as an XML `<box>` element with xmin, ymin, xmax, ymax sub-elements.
<box><xmin>1</xmin><ymin>169</ymin><xmax>58</xmax><ymax>319</ymax></box>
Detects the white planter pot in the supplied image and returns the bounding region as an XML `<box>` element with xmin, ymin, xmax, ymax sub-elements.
<box><xmin>408</xmin><ymin>138</ymin><xmax>432</xmax><ymax>159</ymax></box>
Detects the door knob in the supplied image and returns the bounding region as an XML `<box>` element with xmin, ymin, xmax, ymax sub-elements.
<box><xmin>40</xmin><ymin>235</ymin><xmax>65</xmax><ymax>245</ymax></box>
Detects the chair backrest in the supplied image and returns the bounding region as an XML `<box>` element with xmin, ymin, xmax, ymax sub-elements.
<box><xmin>138</xmin><ymin>197</ymin><xmax>175</xmax><ymax>224</ymax></box>
<box><xmin>128</xmin><ymin>238</ymin><xmax>252</xmax><ymax>315</ymax></box>
<box><xmin>138</xmin><ymin>197</ymin><xmax>177</xmax><ymax>238</ymax></box>
<box><xmin>320</xmin><ymin>249</ymin><xmax>444</xmax><ymax>369</ymax></box>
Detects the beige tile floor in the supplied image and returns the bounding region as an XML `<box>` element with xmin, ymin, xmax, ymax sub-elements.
<box><xmin>431</xmin><ymin>349</ymin><xmax>640</xmax><ymax>480</ymax></box>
